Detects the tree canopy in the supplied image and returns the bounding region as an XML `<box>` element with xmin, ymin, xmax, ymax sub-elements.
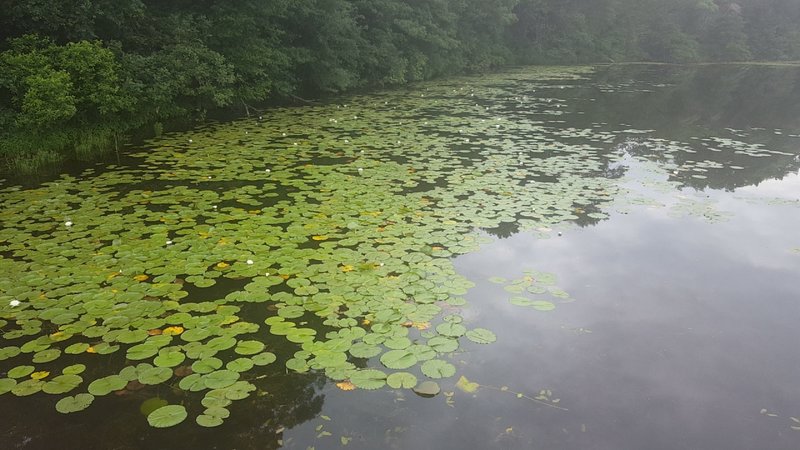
<box><xmin>2</xmin><ymin>0</ymin><xmax>799</xmax><ymax>170</ymax></box>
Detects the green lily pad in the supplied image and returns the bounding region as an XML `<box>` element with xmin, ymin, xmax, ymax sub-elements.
<box><xmin>532</xmin><ymin>300</ymin><xmax>556</xmax><ymax>311</ymax></box>
<box><xmin>349</xmin><ymin>369</ymin><xmax>386</xmax><ymax>390</ymax></box>
<box><xmin>8</xmin><ymin>365</ymin><xmax>35</xmax><ymax>379</ymax></box>
<box><xmin>42</xmin><ymin>374</ymin><xmax>82</xmax><ymax>394</ymax></box>
<box><xmin>65</xmin><ymin>343</ymin><xmax>90</xmax><ymax>354</ymax></box>
<box><xmin>147</xmin><ymin>404</ymin><xmax>188</xmax><ymax>428</ymax></box>
<box><xmin>192</xmin><ymin>357</ymin><xmax>223</xmax><ymax>374</ymax></box>
<box><xmin>386</xmin><ymin>372</ymin><xmax>417</xmax><ymax>389</ymax></box>
<box><xmin>0</xmin><ymin>378</ymin><xmax>18</xmax><ymax>395</ymax></box>
<box><xmin>55</xmin><ymin>393</ymin><xmax>94</xmax><ymax>413</ymax></box>
<box><xmin>251</xmin><ymin>352</ymin><xmax>277</xmax><ymax>366</ymax></box>
<box><xmin>204</xmin><ymin>370</ymin><xmax>239</xmax><ymax>389</ymax></box>
<box><xmin>0</xmin><ymin>346</ymin><xmax>21</xmax><ymax>360</ymax></box>
<box><xmin>349</xmin><ymin>342</ymin><xmax>381</xmax><ymax>359</ymax></box>
<box><xmin>226</xmin><ymin>358</ymin><xmax>254</xmax><ymax>372</ymax></box>
<box><xmin>234</xmin><ymin>340</ymin><xmax>265</xmax><ymax>355</ymax></box>
<box><xmin>428</xmin><ymin>337</ymin><xmax>458</xmax><ymax>353</ymax></box>
<box><xmin>87</xmin><ymin>375</ymin><xmax>127</xmax><ymax>396</ymax></box>
<box><xmin>63</xmin><ymin>364</ymin><xmax>87</xmax><ymax>375</ymax></box>
<box><xmin>207</xmin><ymin>336</ymin><xmax>236</xmax><ymax>351</ymax></box>
<box><xmin>154</xmin><ymin>351</ymin><xmax>185</xmax><ymax>368</ymax></box>
<box><xmin>435</xmin><ymin>322</ymin><xmax>466</xmax><ymax>337</ymax></box>
<box><xmin>380</xmin><ymin>350</ymin><xmax>417</xmax><ymax>370</ymax></box>
<box><xmin>204</xmin><ymin>406</ymin><xmax>230</xmax><ymax>418</ymax></box>
<box><xmin>181</xmin><ymin>328</ymin><xmax>211</xmax><ymax>342</ymax></box>
<box><xmin>201</xmin><ymin>395</ymin><xmax>232</xmax><ymax>408</ymax></box>
<box><xmin>139</xmin><ymin>366</ymin><xmax>173</xmax><ymax>385</ymax></box>
<box><xmin>196</xmin><ymin>414</ymin><xmax>223</xmax><ymax>427</ymax></box>
<box><xmin>421</xmin><ymin>359</ymin><xmax>456</xmax><ymax>379</ymax></box>
<box><xmin>12</xmin><ymin>379</ymin><xmax>43</xmax><ymax>396</ymax></box>
<box><xmin>465</xmin><ymin>328</ymin><xmax>496</xmax><ymax>344</ymax></box>
<box><xmin>33</xmin><ymin>348</ymin><xmax>61</xmax><ymax>363</ymax></box>
<box><xmin>126</xmin><ymin>343</ymin><xmax>158</xmax><ymax>360</ymax></box>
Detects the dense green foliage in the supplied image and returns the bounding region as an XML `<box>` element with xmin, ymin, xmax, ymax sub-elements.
<box><xmin>1</xmin><ymin>0</ymin><xmax>799</xmax><ymax>171</ymax></box>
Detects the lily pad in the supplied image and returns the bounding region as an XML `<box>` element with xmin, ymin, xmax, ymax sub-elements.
<box><xmin>87</xmin><ymin>375</ymin><xmax>127</xmax><ymax>396</ymax></box>
<box><xmin>0</xmin><ymin>378</ymin><xmax>18</xmax><ymax>394</ymax></box>
<box><xmin>349</xmin><ymin>369</ymin><xmax>386</xmax><ymax>390</ymax></box>
<box><xmin>380</xmin><ymin>350</ymin><xmax>417</xmax><ymax>370</ymax></box>
<box><xmin>55</xmin><ymin>393</ymin><xmax>94</xmax><ymax>413</ymax></box>
<box><xmin>465</xmin><ymin>328</ymin><xmax>496</xmax><ymax>344</ymax></box>
<box><xmin>435</xmin><ymin>322</ymin><xmax>466</xmax><ymax>337</ymax></box>
<box><xmin>147</xmin><ymin>404</ymin><xmax>188</xmax><ymax>428</ymax></box>
<box><xmin>42</xmin><ymin>374</ymin><xmax>82</xmax><ymax>394</ymax></box>
<box><xmin>204</xmin><ymin>370</ymin><xmax>239</xmax><ymax>389</ymax></box>
<box><xmin>413</xmin><ymin>381</ymin><xmax>441</xmax><ymax>397</ymax></box>
<box><xmin>386</xmin><ymin>372</ymin><xmax>417</xmax><ymax>389</ymax></box>
<box><xmin>234</xmin><ymin>340</ymin><xmax>265</xmax><ymax>355</ymax></box>
<box><xmin>421</xmin><ymin>359</ymin><xmax>456</xmax><ymax>379</ymax></box>
<box><xmin>8</xmin><ymin>365</ymin><xmax>35</xmax><ymax>379</ymax></box>
<box><xmin>251</xmin><ymin>352</ymin><xmax>277</xmax><ymax>366</ymax></box>
<box><xmin>196</xmin><ymin>414</ymin><xmax>223</xmax><ymax>428</ymax></box>
<box><xmin>153</xmin><ymin>351</ymin><xmax>185</xmax><ymax>368</ymax></box>
<box><xmin>139</xmin><ymin>366</ymin><xmax>173</xmax><ymax>385</ymax></box>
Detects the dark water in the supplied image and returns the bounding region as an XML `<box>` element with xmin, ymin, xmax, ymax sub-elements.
<box><xmin>2</xmin><ymin>64</ymin><xmax>800</xmax><ymax>449</ymax></box>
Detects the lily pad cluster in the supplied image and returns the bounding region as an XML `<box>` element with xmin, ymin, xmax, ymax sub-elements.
<box><xmin>490</xmin><ymin>270</ymin><xmax>570</xmax><ymax>311</ymax></box>
<box><xmin>4</xmin><ymin>65</ymin><xmax>772</xmax><ymax>427</ymax></box>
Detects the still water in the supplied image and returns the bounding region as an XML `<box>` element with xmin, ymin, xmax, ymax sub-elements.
<box><xmin>1</xmin><ymin>64</ymin><xmax>799</xmax><ymax>449</ymax></box>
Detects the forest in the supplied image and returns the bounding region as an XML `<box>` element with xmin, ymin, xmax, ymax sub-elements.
<box><xmin>1</xmin><ymin>0</ymin><xmax>799</xmax><ymax>171</ymax></box>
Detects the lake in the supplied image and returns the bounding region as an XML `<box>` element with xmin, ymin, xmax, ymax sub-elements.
<box><xmin>1</xmin><ymin>64</ymin><xmax>799</xmax><ymax>449</ymax></box>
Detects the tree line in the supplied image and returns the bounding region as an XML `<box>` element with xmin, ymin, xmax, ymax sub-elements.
<box><xmin>1</xmin><ymin>0</ymin><xmax>798</xmax><ymax>171</ymax></box>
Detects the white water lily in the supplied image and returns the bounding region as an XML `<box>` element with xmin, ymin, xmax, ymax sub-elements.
<box><xmin>65</xmin><ymin>221</ymin><xmax>73</xmax><ymax>227</ymax></box>
<box><xmin>188</xmin><ymin>139</ymin><xmax>193</xmax><ymax>143</ymax></box>
<box><xmin>166</xmin><ymin>240</ymin><xmax>173</xmax><ymax>245</ymax></box>
<box><xmin>9</xmin><ymin>300</ymin><xmax>21</xmax><ymax>307</ymax></box>
<box><xmin>357</xmin><ymin>168</ymin><xmax>364</xmax><ymax>173</ymax></box>
<box><xmin>246</xmin><ymin>259</ymin><xmax>254</xmax><ymax>265</ymax></box>
<box><xmin>265</xmin><ymin>169</ymin><xmax>271</xmax><ymax>173</ymax></box>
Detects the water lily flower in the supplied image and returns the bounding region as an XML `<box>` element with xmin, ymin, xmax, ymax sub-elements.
<box><xmin>246</xmin><ymin>259</ymin><xmax>254</xmax><ymax>265</ymax></box>
<box><xmin>65</xmin><ymin>221</ymin><xmax>73</xmax><ymax>227</ymax></box>
<box><xmin>9</xmin><ymin>300</ymin><xmax>20</xmax><ymax>307</ymax></box>
<box><xmin>188</xmin><ymin>139</ymin><xmax>193</xmax><ymax>143</ymax></box>
<box><xmin>358</xmin><ymin>168</ymin><xmax>364</xmax><ymax>173</ymax></box>
<box><xmin>265</xmin><ymin>169</ymin><xmax>271</xmax><ymax>173</ymax></box>
<box><xmin>166</xmin><ymin>240</ymin><xmax>173</xmax><ymax>245</ymax></box>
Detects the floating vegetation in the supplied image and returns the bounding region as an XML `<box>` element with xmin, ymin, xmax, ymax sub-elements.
<box><xmin>0</xmin><ymin>65</ymin><xmax>797</xmax><ymax>430</ymax></box>
<box><xmin>493</xmin><ymin>271</ymin><xmax>571</xmax><ymax>311</ymax></box>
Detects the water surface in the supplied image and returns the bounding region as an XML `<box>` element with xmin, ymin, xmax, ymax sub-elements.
<box><xmin>1</xmin><ymin>64</ymin><xmax>799</xmax><ymax>450</ymax></box>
